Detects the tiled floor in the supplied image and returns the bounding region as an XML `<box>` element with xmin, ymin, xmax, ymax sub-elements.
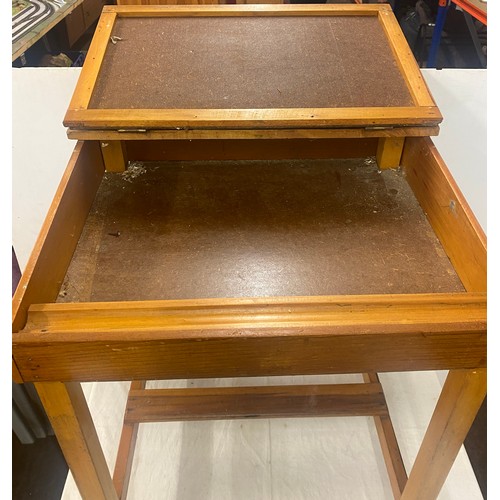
<box><xmin>12</xmin><ymin>2</ymin><xmax>486</xmax><ymax>499</ymax></box>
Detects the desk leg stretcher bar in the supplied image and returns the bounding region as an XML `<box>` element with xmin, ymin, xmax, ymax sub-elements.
<box><xmin>12</xmin><ymin>138</ymin><xmax>486</xmax><ymax>500</ymax></box>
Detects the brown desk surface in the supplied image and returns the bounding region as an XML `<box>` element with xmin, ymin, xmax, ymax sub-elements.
<box><xmin>59</xmin><ymin>157</ymin><xmax>463</xmax><ymax>303</ymax></box>
<box><xmin>89</xmin><ymin>16</ymin><xmax>413</xmax><ymax>110</ymax></box>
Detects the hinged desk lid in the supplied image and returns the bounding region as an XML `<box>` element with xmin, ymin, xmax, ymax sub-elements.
<box><xmin>64</xmin><ymin>4</ymin><xmax>441</xmax><ymax>136</ymax></box>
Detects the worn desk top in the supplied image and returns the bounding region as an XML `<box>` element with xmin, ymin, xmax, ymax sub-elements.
<box><xmin>64</xmin><ymin>4</ymin><xmax>441</xmax><ymax>133</ymax></box>
<box><xmin>59</xmin><ymin>157</ymin><xmax>464</xmax><ymax>303</ymax></box>
<box><xmin>90</xmin><ymin>16</ymin><xmax>413</xmax><ymax>110</ymax></box>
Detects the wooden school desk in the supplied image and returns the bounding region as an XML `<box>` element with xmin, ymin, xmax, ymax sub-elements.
<box><xmin>12</xmin><ymin>5</ymin><xmax>486</xmax><ymax>500</ymax></box>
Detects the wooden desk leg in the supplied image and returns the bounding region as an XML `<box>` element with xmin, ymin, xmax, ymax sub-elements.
<box><xmin>376</xmin><ymin>138</ymin><xmax>405</xmax><ymax>170</ymax></box>
<box><xmin>113</xmin><ymin>381</ymin><xmax>146</xmax><ymax>499</ymax></box>
<box><xmin>34</xmin><ymin>382</ymin><xmax>118</xmax><ymax>500</ymax></box>
<box><xmin>100</xmin><ymin>141</ymin><xmax>128</xmax><ymax>172</ymax></box>
<box><xmin>363</xmin><ymin>373</ymin><xmax>407</xmax><ymax>498</ymax></box>
<box><xmin>401</xmin><ymin>369</ymin><xmax>487</xmax><ymax>500</ymax></box>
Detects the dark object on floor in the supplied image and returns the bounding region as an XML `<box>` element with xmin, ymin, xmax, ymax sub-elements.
<box><xmin>12</xmin><ymin>432</ymin><xmax>69</xmax><ymax>500</ymax></box>
<box><xmin>12</xmin><ymin>247</ymin><xmax>21</xmax><ymax>296</ymax></box>
<box><xmin>465</xmin><ymin>397</ymin><xmax>487</xmax><ymax>499</ymax></box>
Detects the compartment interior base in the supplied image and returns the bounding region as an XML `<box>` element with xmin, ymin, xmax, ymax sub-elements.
<box><xmin>59</xmin><ymin>157</ymin><xmax>464</xmax><ymax>304</ymax></box>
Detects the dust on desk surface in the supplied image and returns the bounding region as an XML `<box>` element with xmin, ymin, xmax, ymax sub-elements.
<box><xmin>89</xmin><ymin>16</ymin><xmax>413</xmax><ymax>110</ymax></box>
<box><xmin>57</xmin><ymin>157</ymin><xmax>464</xmax><ymax>303</ymax></box>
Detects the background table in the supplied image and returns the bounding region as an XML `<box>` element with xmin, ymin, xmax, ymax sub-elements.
<box><xmin>12</xmin><ymin>0</ymin><xmax>108</xmax><ymax>62</ymax></box>
<box><xmin>13</xmin><ymin>0</ymin><xmax>85</xmax><ymax>61</ymax></box>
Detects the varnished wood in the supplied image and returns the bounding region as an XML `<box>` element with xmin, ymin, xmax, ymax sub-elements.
<box><xmin>100</xmin><ymin>140</ymin><xmax>128</xmax><ymax>172</ymax></box>
<box><xmin>66</xmin><ymin>126</ymin><xmax>440</xmax><ymax>141</ymax></box>
<box><xmin>106</xmin><ymin>4</ymin><xmax>385</xmax><ymax>15</ymax></box>
<box><xmin>12</xmin><ymin>360</ymin><xmax>23</xmax><ymax>384</ymax></box>
<box><xmin>12</xmin><ymin>141</ymin><xmax>105</xmax><ymax>334</ymax></box>
<box><xmin>64</xmin><ymin>107</ymin><xmax>442</xmax><ymax>132</ymax></box>
<box><xmin>377</xmin><ymin>8</ymin><xmax>438</xmax><ymax>108</ymax></box>
<box><xmin>66</xmin><ymin>11</ymin><xmax>116</xmax><ymax>112</ymax></box>
<box><xmin>13</xmin><ymin>293</ymin><xmax>486</xmax><ymax>382</ymax></box>
<box><xmin>376</xmin><ymin>137</ymin><xmax>405</xmax><ymax>169</ymax></box>
<box><xmin>22</xmin><ymin>293</ymin><xmax>486</xmax><ymax>332</ymax></box>
<box><xmin>34</xmin><ymin>382</ymin><xmax>118</xmax><ymax>500</ymax></box>
<box><xmin>113</xmin><ymin>381</ymin><xmax>146</xmax><ymax>500</ymax></box>
<box><xmin>63</xmin><ymin>4</ymin><xmax>441</xmax><ymax>136</ymax></box>
<box><xmin>402</xmin><ymin>137</ymin><xmax>486</xmax><ymax>292</ymax></box>
<box><xmin>401</xmin><ymin>369</ymin><xmax>487</xmax><ymax>500</ymax></box>
<box><xmin>364</xmin><ymin>373</ymin><xmax>407</xmax><ymax>498</ymax></box>
<box><xmin>401</xmin><ymin>137</ymin><xmax>487</xmax><ymax>499</ymax></box>
<box><xmin>124</xmin><ymin>383</ymin><xmax>388</xmax><ymax>422</ymax></box>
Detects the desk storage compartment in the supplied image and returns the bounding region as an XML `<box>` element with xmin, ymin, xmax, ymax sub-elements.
<box><xmin>12</xmin><ymin>137</ymin><xmax>486</xmax><ymax>500</ymax></box>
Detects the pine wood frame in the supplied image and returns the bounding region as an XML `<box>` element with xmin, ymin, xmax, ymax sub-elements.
<box><xmin>12</xmin><ymin>136</ymin><xmax>486</xmax><ymax>500</ymax></box>
<box><xmin>64</xmin><ymin>4</ymin><xmax>441</xmax><ymax>133</ymax></box>
<box><xmin>63</xmin><ymin>5</ymin><xmax>442</xmax><ymax>170</ymax></box>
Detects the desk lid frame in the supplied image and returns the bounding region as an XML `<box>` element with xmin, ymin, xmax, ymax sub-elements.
<box><xmin>64</xmin><ymin>4</ymin><xmax>442</xmax><ymax>135</ymax></box>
